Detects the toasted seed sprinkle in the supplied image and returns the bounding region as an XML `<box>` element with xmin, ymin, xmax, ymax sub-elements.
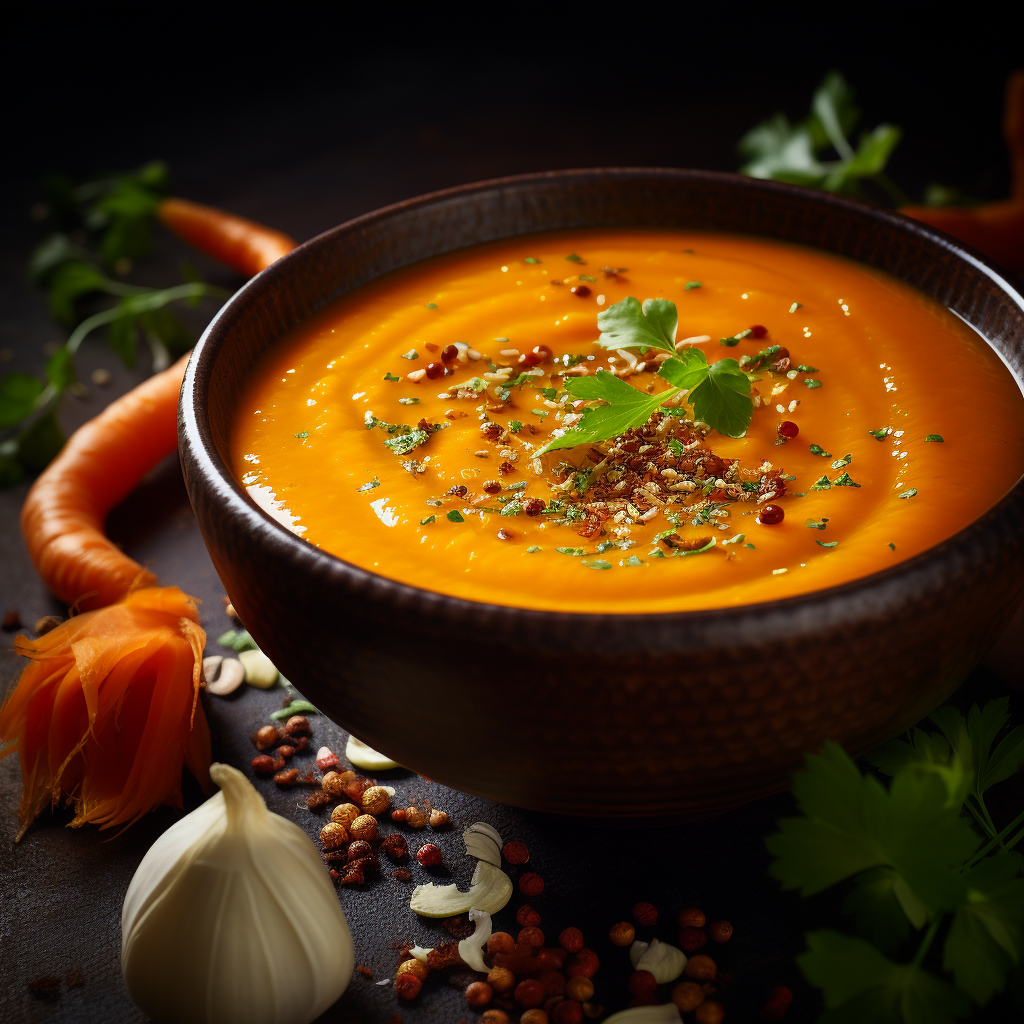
<box><xmin>407</xmin><ymin>369</ymin><xmax>427</xmax><ymax>382</ymax></box>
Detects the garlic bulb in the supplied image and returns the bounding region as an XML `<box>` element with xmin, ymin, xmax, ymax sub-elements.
<box><xmin>121</xmin><ymin>763</ymin><xmax>354</xmax><ymax>1024</ymax></box>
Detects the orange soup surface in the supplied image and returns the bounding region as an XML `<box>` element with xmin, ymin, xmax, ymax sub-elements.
<box><xmin>232</xmin><ymin>231</ymin><xmax>1024</xmax><ymax>613</ymax></box>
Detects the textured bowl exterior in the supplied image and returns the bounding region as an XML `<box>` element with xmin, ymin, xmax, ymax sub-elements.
<box><xmin>180</xmin><ymin>170</ymin><xmax>1024</xmax><ymax>818</ymax></box>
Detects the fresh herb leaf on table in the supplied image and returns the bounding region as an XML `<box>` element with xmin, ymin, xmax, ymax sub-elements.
<box><xmin>768</xmin><ymin>698</ymin><xmax>1024</xmax><ymax>1021</ymax></box>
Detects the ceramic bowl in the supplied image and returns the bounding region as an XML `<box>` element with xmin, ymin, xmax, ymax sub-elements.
<box><xmin>179</xmin><ymin>169</ymin><xmax>1024</xmax><ymax>817</ymax></box>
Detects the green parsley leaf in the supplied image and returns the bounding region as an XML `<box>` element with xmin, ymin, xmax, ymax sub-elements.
<box><xmin>796</xmin><ymin>364</ymin><xmax>818</xmax><ymax>372</ymax></box>
<box><xmin>384</xmin><ymin>372</ymin><xmax>400</xmax><ymax>382</ymax></box>
<box><xmin>869</xmin><ymin>427</ymin><xmax>890</xmax><ymax>440</ymax></box>
<box><xmin>831</xmin><ymin>453</ymin><xmax>853</xmax><ymax>469</ymax></box>
<box><xmin>565</xmin><ymin>253</ymin><xmax>585</xmax><ymax>264</ymax></box>
<box><xmin>0</xmin><ymin>373</ymin><xmax>44</xmax><ymax>429</ymax></box>
<box><xmin>583</xmin><ymin>559</ymin><xmax>612</xmax><ymax>570</ymax></box>
<box><xmin>532</xmin><ymin>409</ymin><xmax>548</xmax><ymax>419</ymax></box>
<box><xmin>889</xmin><ymin>542</ymin><xmax>896</xmax><ymax>551</ymax></box>
<box><xmin>523</xmin><ymin>257</ymin><xmax>540</xmax><ymax>264</ymax></box>
<box><xmin>294</xmin><ymin>431</ymin><xmax>309</xmax><ymax>439</ymax></box>
<box><xmin>806</xmin><ymin>518</ymin><xmax>829</xmax><ymax>530</ymax></box>
<box><xmin>833</xmin><ymin>472</ymin><xmax>861</xmax><ymax>487</ymax></box>
<box><xmin>446</xmin><ymin>510</ymin><xmax>464</xmax><ymax>523</ymax></box>
<box><xmin>684</xmin><ymin>281</ymin><xmax>702</xmax><ymax>290</ymax></box>
<box><xmin>898</xmin><ymin>488</ymin><xmax>918</xmax><ymax>499</ymax></box>
<box><xmin>658</xmin><ymin>348</ymin><xmax>711</xmax><ymax>389</ymax></box>
<box><xmin>420</xmin><ymin>515</ymin><xmax>435</xmax><ymax>525</ymax></box>
<box><xmin>556</xmin><ymin>546</ymin><xmax>585</xmax><ymax>556</ymax></box>
<box><xmin>817</xmin><ymin>540</ymin><xmax>839</xmax><ymax>548</ymax></box>
<box><xmin>425</xmin><ymin>302</ymin><xmax>438</xmax><ymax>309</ymax></box>
<box><xmin>526</xmin><ymin>545</ymin><xmax>541</xmax><ymax>552</ymax></box>
<box><xmin>925</xmin><ymin>434</ymin><xmax>944</xmax><ymax>443</ymax></box>
<box><xmin>398</xmin><ymin>397</ymin><xmax>420</xmax><ymax>405</ymax></box>
<box><xmin>811</xmin><ymin>475</ymin><xmax>831</xmax><ymax>490</ymax></box>
<box><xmin>809</xmin><ymin>444</ymin><xmax>832</xmax><ymax>457</ymax></box>
<box><xmin>579</xmin><ymin>274</ymin><xmax>597</xmax><ymax>282</ymax></box>
<box><xmin>688</xmin><ymin>358</ymin><xmax>753</xmax><ymax>438</ymax></box>
<box><xmin>357</xmin><ymin>477</ymin><xmax>380</xmax><ymax>492</ymax></box>
<box><xmin>719</xmin><ymin>335</ymin><xmax>740</xmax><ymax>347</ymax></box>
<box><xmin>401</xmin><ymin>349</ymin><xmax>418</xmax><ymax>360</ymax></box>
<box><xmin>667</xmin><ymin>437</ymin><xmax>686</xmax><ymax>457</ymax></box>
<box><xmin>383</xmin><ymin>430</ymin><xmax>429</xmax><ymax>456</ymax></box>
<box><xmin>596</xmin><ymin>296</ymin><xmax>677</xmax><ymax>353</ymax></box>
<box><xmin>509</xmin><ymin>420</ymin><xmax>523</xmax><ymax>432</ymax></box>
<box><xmin>804</xmin><ymin>378</ymin><xmax>823</xmax><ymax>389</ymax></box>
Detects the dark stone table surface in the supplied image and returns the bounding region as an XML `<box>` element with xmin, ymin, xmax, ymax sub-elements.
<box><xmin>2</xmin><ymin>31</ymin><xmax>1021</xmax><ymax>1024</ymax></box>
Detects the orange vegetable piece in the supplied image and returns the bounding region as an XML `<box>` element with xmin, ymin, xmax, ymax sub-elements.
<box><xmin>0</xmin><ymin>587</ymin><xmax>211</xmax><ymax>839</ymax></box>
<box><xmin>157</xmin><ymin>196</ymin><xmax>297</xmax><ymax>278</ymax></box>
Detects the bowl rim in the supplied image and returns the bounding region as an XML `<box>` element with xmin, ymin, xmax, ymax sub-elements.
<box><xmin>180</xmin><ymin>167</ymin><xmax>1024</xmax><ymax>629</ymax></box>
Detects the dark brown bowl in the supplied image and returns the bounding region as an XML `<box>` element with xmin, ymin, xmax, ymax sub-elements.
<box><xmin>179</xmin><ymin>169</ymin><xmax>1024</xmax><ymax>818</ymax></box>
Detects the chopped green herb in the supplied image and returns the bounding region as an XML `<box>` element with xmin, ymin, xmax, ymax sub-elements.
<box><xmin>505</xmin><ymin>481</ymin><xmax>528</xmax><ymax>492</ymax></box>
<box><xmin>831</xmin><ymin>453</ymin><xmax>852</xmax><ymax>469</ymax></box>
<box><xmin>622</xmin><ymin>555</ymin><xmax>645</xmax><ymax>567</ymax></box>
<box><xmin>523</xmin><ymin>257</ymin><xmax>540</xmax><ymax>264</ymax></box>
<box><xmin>565</xmin><ymin>253</ymin><xmax>585</xmax><ymax>264</ymax></box>
<box><xmin>446</xmin><ymin>509</ymin><xmax>464</xmax><ymax>523</ymax></box>
<box><xmin>667</xmin><ymin>437</ymin><xmax>686</xmax><ymax>457</ymax></box>
<box><xmin>294</xmin><ymin>431</ymin><xmax>309</xmax><ymax>439</ymax></box>
<box><xmin>684</xmin><ymin>281</ymin><xmax>702</xmax><ymax>290</ymax></box>
<box><xmin>536</xmin><ymin>386</ymin><xmax>559</xmax><ymax>400</ymax></box>
<box><xmin>868</xmin><ymin>427</ymin><xmax>890</xmax><ymax>440</ymax></box>
<box><xmin>832</xmin><ymin>472</ymin><xmax>860</xmax><ymax>487</ymax></box>
<box><xmin>925</xmin><ymin>434</ymin><xmax>944</xmax><ymax>443</ymax></box>
<box><xmin>888</xmin><ymin>542</ymin><xmax>896</xmax><ymax>551</ymax></box>
<box><xmin>357</xmin><ymin>477</ymin><xmax>380</xmax><ymax>492</ymax></box>
<box><xmin>804</xmin><ymin>378</ymin><xmax>822</xmax><ymax>389</ymax></box>
<box><xmin>384</xmin><ymin>372</ymin><xmax>400</xmax><ymax>382</ymax></box>
<box><xmin>401</xmin><ymin>349</ymin><xmax>418</xmax><ymax>360</ymax></box>
<box><xmin>722</xmin><ymin>533</ymin><xmax>746</xmax><ymax>545</ymax></box>
<box><xmin>556</xmin><ymin>546</ymin><xmax>586</xmax><ymax>556</ymax></box>
<box><xmin>420</xmin><ymin>515</ymin><xmax>435</xmax><ymax>525</ymax></box>
<box><xmin>425</xmin><ymin>302</ymin><xmax>438</xmax><ymax>309</ymax></box>
<box><xmin>796</xmin><ymin>364</ymin><xmax>818</xmax><ymax>373</ymax></box>
<box><xmin>526</xmin><ymin>545</ymin><xmax>541</xmax><ymax>552</ymax></box>
<box><xmin>509</xmin><ymin>420</ymin><xmax>523</xmax><ymax>433</ymax></box>
<box><xmin>532</xmin><ymin>409</ymin><xmax>548</xmax><ymax>419</ymax></box>
<box><xmin>579</xmin><ymin>274</ymin><xmax>597</xmax><ymax>282</ymax></box>
<box><xmin>811</xmin><ymin>475</ymin><xmax>832</xmax><ymax>490</ymax></box>
<box><xmin>789</xmin><ymin>302</ymin><xmax>803</xmax><ymax>313</ymax></box>
<box><xmin>720</xmin><ymin>336</ymin><xmax>741</xmax><ymax>347</ymax></box>
<box><xmin>744</xmin><ymin>542</ymin><xmax>756</xmax><ymax>550</ymax></box>
<box><xmin>383</xmin><ymin>430</ymin><xmax>429</xmax><ymax>456</ymax></box>
<box><xmin>499</xmin><ymin>497</ymin><xmax>522</xmax><ymax>517</ymax></box>
<box><xmin>809</xmin><ymin>444</ymin><xmax>831</xmax><ymax>457</ymax></box>
<box><xmin>817</xmin><ymin>540</ymin><xmax>839</xmax><ymax>548</ymax></box>
<box><xmin>806</xmin><ymin>518</ymin><xmax>829</xmax><ymax>530</ymax></box>
<box><xmin>398</xmin><ymin>397</ymin><xmax>420</xmax><ymax>405</ymax></box>
<box><xmin>898</xmin><ymin>488</ymin><xmax>918</xmax><ymax>499</ymax></box>
<box><xmin>583</xmin><ymin>559</ymin><xmax>612</xmax><ymax>570</ymax></box>
<box><xmin>218</xmin><ymin>629</ymin><xmax>258</xmax><ymax>652</ymax></box>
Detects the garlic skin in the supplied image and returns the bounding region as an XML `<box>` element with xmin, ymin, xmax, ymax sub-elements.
<box><xmin>121</xmin><ymin>763</ymin><xmax>353</xmax><ymax>1024</ymax></box>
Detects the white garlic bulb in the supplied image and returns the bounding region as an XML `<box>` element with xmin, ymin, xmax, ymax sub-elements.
<box><xmin>121</xmin><ymin>763</ymin><xmax>354</xmax><ymax>1024</ymax></box>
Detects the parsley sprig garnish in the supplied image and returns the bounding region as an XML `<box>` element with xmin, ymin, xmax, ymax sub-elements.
<box><xmin>768</xmin><ymin>697</ymin><xmax>1024</xmax><ymax>1021</ymax></box>
<box><xmin>535</xmin><ymin>297</ymin><xmax>753</xmax><ymax>455</ymax></box>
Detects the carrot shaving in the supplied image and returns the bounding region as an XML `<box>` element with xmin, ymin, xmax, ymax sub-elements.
<box><xmin>0</xmin><ymin>587</ymin><xmax>211</xmax><ymax>840</ymax></box>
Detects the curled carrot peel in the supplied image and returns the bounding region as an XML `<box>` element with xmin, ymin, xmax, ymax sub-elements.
<box><xmin>901</xmin><ymin>71</ymin><xmax>1024</xmax><ymax>275</ymax></box>
<box><xmin>6</xmin><ymin>203</ymin><xmax>295</xmax><ymax>838</ymax></box>
<box><xmin>0</xmin><ymin>587</ymin><xmax>211</xmax><ymax>839</ymax></box>
<box><xmin>157</xmin><ymin>196</ymin><xmax>297</xmax><ymax>278</ymax></box>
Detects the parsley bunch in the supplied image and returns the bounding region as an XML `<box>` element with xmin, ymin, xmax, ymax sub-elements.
<box><xmin>768</xmin><ymin>698</ymin><xmax>1024</xmax><ymax>1022</ymax></box>
<box><xmin>534</xmin><ymin>297</ymin><xmax>753</xmax><ymax>456</ymax></box>
<box><xmin>0</xmin><ymin>162</ymin><xmax>226</xmax><ymax>487</ymax></box>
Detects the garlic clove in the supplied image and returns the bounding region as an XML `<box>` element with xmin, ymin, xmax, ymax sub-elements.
<box><xmin>409</xmin><ymin>945</ymin><xmax>433</xmax><ymax>964</ymax></box>
<box><xmin>121</xmin><ymin>763</ymin><xmax>353</xmax><ymax>1024</ymax></box>
<box><xmin>204</xmin><ymin>656</ymin><xmax>245</xmax><ymax>696</ymax></box>
<box><xmin>346</xmin><ymin>734</ymin><xmax>403</xmax><ymax>770</ymax></box>
<box><xmin>628</xmin><ymin>937</ymin><xmax>687</xmax><ymax>983</ymax></box>
<box><xmin>602</xmin><ymin>1005</ymin><xmax>683</xmax><ymax>1024</ymax></box>
<box><xmin>238</xmin><ymin>649</ymin><xmax>278</xmax><ymax>689</ymax></box>
<box><xmin>410</xmin><ymin>860</ymin><xmax>512</xmax><ymax>917</ymax></box>
<box><xmin>457</xmin><ymin>907</ymin><xmax>493</xmax><ymax>972</ymax></box>
<box><xmin>462</xmin><ymin>822</ymin><xmax>502</xmax><ymax>866</ymax></box>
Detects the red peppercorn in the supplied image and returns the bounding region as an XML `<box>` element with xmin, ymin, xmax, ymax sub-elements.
<box><xmin>465</xmin><ymin>981</ymin><xmax>494</xmax><ymax>1008</ymax></box>
<box><xmin>395</xmin><ymin>973</ymin><xmax>422</xmax><ymax>1000</ymax></box>
<box><xmin>677</xmin><ymin>906</ymin><xmax>706</xmax><ymax>928</ymax></box>
<box><xmin>416</xmin><ymin>843</ymin><xmax>443</xmax><ymax>867</ymax></box>
<box><xmin>708</xmin><ymin>920</ymin><xmax>733</xmax><ymax>943</ymax></box>
<box><xmin>425</xmin><ymin>361</ymin><xmax>445</xmax><ymax>380</ymax></box>
<box><xmin>760</xmin><ymin>985</ymin><xmax>793</xmax><ymax>1020</ymax></box>
<box><xmin>518</xmin><ymin>926</ymin><xmax>545</xmax><ymax>948</ymax></box>
<box><xmin>632</xmin><ymin>902</ymin><xmax>658</xmax><ymax>927</ymax></box>
<box><xmin>277</xmin><ymin>744</ymin><xmax>295</xmax><ymax>759</ymax></box>
<box><xmin>441</xmin><ymin>344</ymin><xmax>459</xmax><ymax>362</ymax></box>
<box><xmin>559</xmin><ymin>927</ymin><xmax>584</xmax><ymax>953</ymax></box>
<box><xmin>553</xmin><ymin>1000</ymin><xmax>583</xmax><ymax>1024</ymax></box>
<box><xmin>777</xmin><ymin>420</ymin><xmax>799</xmax><ymax>438</ymax></box>
<box><xmin>503</xmin><ymin>840</ymin><xmax>530</xmax><ymax>864</ymax></box>
<box><xmin>517</xmin><ymin>904</ymin><xmax>542</xmax><ymax>927</ymax></box>
<box><xmin>448</xmin><ymin>484</ymin><xmax>469</xmax><ymax>497</ymax></box>
<box><xmin>483</xmin><ymin>480</ymin><xmax>502</xmax><ymax>494</ymax></box>
<box><xmin>758</xmin><ymin>504</ymin><xmax>785</xmax><ymax>525</ymax></box>
<box><xmin>571</xmin><ymin>285</ymin><xmax>591</xmax><ymax>297</ymax></box>
<box><xmin>487</xmin><ymin>931</ymin><xmax>516</xmax><ymax>955</ymax></box>
<box><xmin>514</xmin><ymin>979</ymin><xmax>545</xmax><ymax>1008</ymax></box>
<box><xmin>347</xmin><ymin>840</ymin><xmax>373</xmax><ymax>861</ymax></box>
<box><xmin>565</xmin><ymin>949</ymin><xmax>599</xmax><ymax>978</ymax></box>
<box><xmin>251</xmin><ymin>754</ymin><xmax>276</xmax><ymax>774</ymax></box>
<box><xmin>772</xmin><ymin>346</ymin><xmax>790</xmax><ymax>362</ymax></box>
<box><xmin>497</xmin><ymin>529</ymin><xmax>514</xmax><ymax>541</ymax></box>
<box><xmin>391</xmin><ymin>808</ymin><xmax>408</xmax><ymax>823</ymax></box>
<box><xmin>521</xmin><ymin>498</ymin><xmax>546</xmax><ymax>517</ymax></box>
<box><xmin>380</xmin><ymin>833</ymin><xmax>408</xmax><ymax>861</ymax></box>
<box><xmin>533</xmin><ymin>345</ymin><xmax>553</xmax><ymax>361</ymax></box>
<box><xmin>678</xmin><ymin>926</ymin><xmax>709</xmax><ymax>953</ymax></box>
<box><xmin>750</xmin><ymin>324</ymin><xmax>768</xmax><ymax>338</ymax></box>
<box><xmin>481</xmin><ymin>422</ymin><xmax>503</xmax><ymax>440</ymax></box>
<box><xmin>628</xmin><ymin>970</ymin><xmax>657</xmax><ymax>997</ymax></box>
<box><xmin>519</xmin><ymin>872</ymin><xmax>545</xmax><ymax>896</ymax></box>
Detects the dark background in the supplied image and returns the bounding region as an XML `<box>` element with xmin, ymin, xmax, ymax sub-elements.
<box><xmin>2</xmin><ymin>17</ymin><xmax>1022</xmax><ymax>1024</ymax></box>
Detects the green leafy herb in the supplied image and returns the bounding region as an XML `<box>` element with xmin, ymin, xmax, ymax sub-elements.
<box><xmin>420</xmin><ymin>515</ymin><xmax>435</xmax><ymax>525</ymax></box>
<box><xmin>811</xmin><ymin>475</ymin><xmax>832</xmax><ymax>490</ymax></box>
<box><xmin>622</xmin><ymin>555</ymin><xmax>645</xmax><ymax>566</ymax></box>
<box><xmin>565</xmin><ymin>253</ymin><xmax>585</xmax><ymax>264</ymax></box>
<box><xmin>401</xmin><ymin>349</ymin><xmax>418</xmax><ymax>360</ymax></box>
<box><xmin>889</xmin><ymin>542</ymin><xmax>897</xmax><ymax>551</ymax></box>
<box><xmin>218</xmin><ymin>629</ymin><xmax>258</xmax><ymax>652</ymax></box>
<box><xmin>294</xmin><ymin>431</ymin><xmax>309</xmax><ymax>439</ymax></box>
<box><xmin>384</xmin><ymin>372</ymin><xmax>400</xmax><ymax>382</ymax></box>
<box><xmin>446</xmin><ymin>510</ymin><xmax>464</xmax><ymax>523</ymax></box>
<box><xmin>596</xmin><ymin>296</ymin><xmax>678</xmax><ymax>354</ymax></box>
<box><xmin>425</xmin><ymin>302</ymin><xmax>438</xmax><ymax>309</ymax></box>
<box><xmin>579</xmin><ymin>274</ymin><xmax>597</xmax><ymax>282</ymax></box>
<box><xmin>899</xmin><ymin>488</ymin><xmax>918</xmax><ymax>499</ymax></box>
<box><xmin>398</xmin><ymin>397</ymin><xmax>420</xmax><ymax>405</ymax></box>
<box><xmin>583</xmin><ymin>559</ymin><xmax>612</xmax><ymax>570</ymax></box>
<box><xmin>804</xmin><ymin>378</ymin><xmax>823</xmax><ymax>389</ymax></box>
<box><xmin>523</xmin><ymin>257</ymin><xmax>540</xmax><ymax>264</ymax></box>
<box><xmin>383</xmin><ymin>430</ymin><xmax>429</xmax><ymax>456</ymax></box>
<box><xmin>817</xmin><ymin>540</ymin><xmax>839</xmax><ymax>548</ymax></box>
<box><xmin>806</xmin><ymin>518</ymin><xmax>829</xmax><ymax>530</ymax></box>
<box><xmin>831</xmin><ymin>453</ymin><xmax>853</xmax><ymax>469</ymax></box>
<box><xmin>685</xmin><ymin>281</ymin><xmax>702</xmax><ymax>290</ymax></box>
<box><xmin>869</xmin><ymin>427</ymin><xmax>891</xmax><ymax>440</ymax></box>
<box><xmin>556</xmin><ymin>546</ymin><xmax>586</xmax><ymax>556</ymax></box>
<box><xmin>809</xmin><ymin>444</ymin><xmax>832</xmax><ymax>457</ymax></box>
<box><xmin>357</xmin><ymin>477</ymin><xmax>380</xmax><ymax>492</ymax></box>
<box><xmin>526</xmin><ymin>545</ymin><xmax>541</xmax><ymax>552</ymax></box>
<box><xmin>925</xmin><ymin>434</ymin><xmax>944</xmax><ymax>443</ymax></box>
<box><xmin>832</xmin><ymin>472</ymin><xmax>861</xmax><ymax>487</ymax></box>
<box><xmin>796</xmin><ymin>364</ymin><xmax>818</xmax><ymax>373</ymax></box>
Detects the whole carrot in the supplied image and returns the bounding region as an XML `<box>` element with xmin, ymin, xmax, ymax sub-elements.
<box><xmin>157</xmin><ymin>196</ymin><xmax>297</xmax><ymax>278</ymax></box>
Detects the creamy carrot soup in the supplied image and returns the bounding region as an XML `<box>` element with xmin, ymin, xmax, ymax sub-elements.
<box><xmin>232</xmin><ymin>231</ymin><xmax>1024</xmax><ymax>613</ymax></box>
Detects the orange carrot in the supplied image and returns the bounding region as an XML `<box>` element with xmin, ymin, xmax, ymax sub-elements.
<box><xmin>0</xmin><ymin>587</ymin><xmax>211</xmax><ymax>839</ymax></box>
<box><xmin>20</xmin><ymin>352</ymin><xmax>190</xmax><ymax>611</ymax></box>
<box><xmin>157</xmin><ymin>196</ymin><xmax>297</xmax><ymax>278</ymax></box>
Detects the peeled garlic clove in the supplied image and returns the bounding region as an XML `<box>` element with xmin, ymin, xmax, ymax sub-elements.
<box><xmin>603</xmin><ymin>1005</ymin><xmax>683</xmax><ymax>1024</ymax></box>
<box><xmin>121</xmin><ymin>763</ymin><xmax>353</xmax><ymax>1024</ymax></box>
<box><xmin>346</xmin><ymin>734</ymin><xmax>402</xmax><ymax>770</ymax></box>
<box><xmin>410</xmin><ymin>860</ymin><xmax>512</xmax><ymax>917</ymax></box>
<box><xmin>463</xmin><ymin>822</ymin><xmax>502</xmax><ymax>866</ymax></box>
<box><xmin>409</xmin><ymin>945</ymin><xmax>433</xmax><ymax>964</ymax></box>
<box><xmin>458</xmin><ymin>907</ymin><xmax>493</xmax><ymax>972</ymax></box>
<box><xmin>204</xmin><ymin>656</ymin><xmax>245</xmax><ymax>696</ymax></box>
<box><xmin>629</xmin><ymin>937</ymin><xmax>687</xmax><ymax>983</ymax></box>
<box><xmin>238</xmin><ymin>649</ymin><xmax>278</xmax><ymax>689</ymax></box>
